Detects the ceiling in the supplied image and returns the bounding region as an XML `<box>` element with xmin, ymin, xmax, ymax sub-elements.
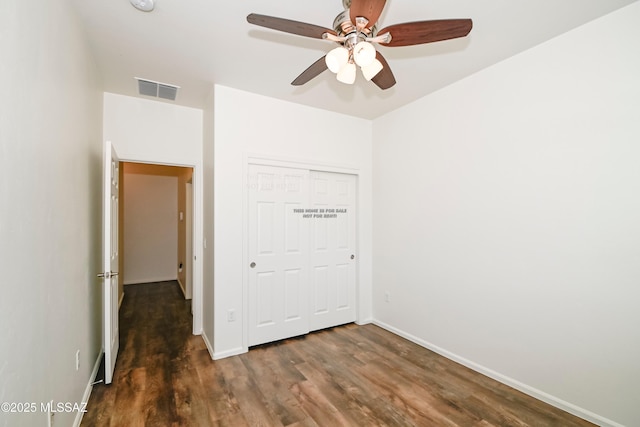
<box><xmin>70</xmin><ymin>0</ymin><xmax>636</xmax><ymax>119</ymax></box>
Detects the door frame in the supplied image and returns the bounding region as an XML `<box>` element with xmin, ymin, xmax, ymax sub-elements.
<box><xmin>242</xmin><ymin>153</ymin><xmax>361</xmax><ymax>352</ymax></box>
<box><xmin>117</xmin><ymin>157</ymin><xmax>203</xmax><ymax>335</ymax></box>
<box><xmin>185</xmin><ymin>181</ymin><xmax>193</xmax><ymax>300</ymax></box>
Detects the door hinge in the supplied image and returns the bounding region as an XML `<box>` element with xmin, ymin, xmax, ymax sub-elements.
<box><xmin>97</xmin><ymin>271</ymin><xmax>119</xmax><ymax>279</ymax></box>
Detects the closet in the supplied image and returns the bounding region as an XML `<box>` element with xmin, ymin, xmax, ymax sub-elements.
<box><xmin>247</xmin><ymin>165</ymin><xmax>357</xmax><ymax>346</ymax></box>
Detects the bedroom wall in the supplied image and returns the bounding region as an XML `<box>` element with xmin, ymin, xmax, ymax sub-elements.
<box><xmin>211</xmin><ymin>85</ymin><xmax>373</xmax><ymax>358</ymax></box>
<box><xmin>103</xmin><ymin>93</ymin><xmax>203</xmax><ymax>168</ymax></box>
<box><xmin>0</xmin><ymin>1</ymin><xmax>103</xmax><ymax>426</ymax></box>
<box><xmin>372</xmin><ymin>3</ymin><xmax>640</xmax><ymax>427</ymax></box>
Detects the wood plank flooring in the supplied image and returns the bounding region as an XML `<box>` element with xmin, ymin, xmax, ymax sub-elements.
<box><xmin>82</xmin><ymin>281</ymin><xmax>595</xmax><ymax>426</ymax></box>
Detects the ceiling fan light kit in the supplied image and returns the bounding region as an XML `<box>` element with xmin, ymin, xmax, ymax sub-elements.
<box><xmin>326</xmin><ymin>41</ymin><xmax>379</xmax><ymax>85</ymax></box>
<box><xmin>247</xmin><ymin>0</ymin><xmax>473</xmax><ymax>90</ymax></box>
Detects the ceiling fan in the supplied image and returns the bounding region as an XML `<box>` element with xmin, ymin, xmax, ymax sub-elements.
<box><xmin>247</xmin><ymin>0</ymin><xmax>472</xmax><ymax>90</ymax></box>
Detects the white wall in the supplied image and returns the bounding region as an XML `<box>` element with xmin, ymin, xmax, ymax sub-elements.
<box><xmin>202</xmin><ymin>87</ymin><xmax>216</xmax><ymax>353</ymax></box>
<box><xmin>103</xmin><ymin>92</ymin><xmax>205</xmax><ymax>333</ymax></box>
<box><xmin>0</xmin><ymin>1</ymin><xmax>103</xmax><ymax>426</ymax></box>
<box><xmin>212</xmin><ymin>85</ymin><xmax>373</xmax><ymax>358</ymax></box>
<box><xmin>123</xmin><ymin>173</ymin><xmax>178</xmax><ymax>284</ymax></box>
<box><xmin>372</xmin><ymin>4</ymin><xmax>640</xmax><ymax>427</ymax></box>
<box><xmin>103</xmin><ymin>93</ymin><xmax>203</xmax><ymax>167</ymax></box>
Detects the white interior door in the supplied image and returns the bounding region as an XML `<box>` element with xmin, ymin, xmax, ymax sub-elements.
<box><xmin>101</xmin><ymin>140</ymin><xmax>120</xmax><ymax>384</ymax></box>
<box><xmin>309</xmin><ymin>171</ymin><xmax>357</xmax><ymax>331</ymax></box>
<box><xmin>248</xmin><ymin>165</ymin><xmax>310</xmax><ymax>346</ymax></box>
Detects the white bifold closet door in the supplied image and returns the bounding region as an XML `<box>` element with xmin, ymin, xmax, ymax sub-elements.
<box><xmin>248</xmin><ymin>165</ymin><xmax>357</xmax><ymax>347</ymax></box>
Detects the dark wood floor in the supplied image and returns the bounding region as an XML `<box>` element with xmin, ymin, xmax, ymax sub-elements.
<box><xmin>82</xmin><ymin>281</ymin><xmax>594</xmax><ymax>426</ymax></box>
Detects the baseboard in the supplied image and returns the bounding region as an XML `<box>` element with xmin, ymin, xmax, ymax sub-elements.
<box><xmin>213</xmin><ymin>346</ymin><xmax>246</xmax><ymax>360</ymax></box>
<box><xmin>177</xmin><ymin>278</ymin><xmax>186</xmax><ymax>298</ymax></box>
<box><xmin>356</xmin><ymin>317</ymin><xmax>373</xmax><ymax>326</ymax></box>
<box><xmin>372</xmin><ymin>320</ymin><xmax>624</xmax><ymax>427</ymax></box>
<box><xmin>73</xmin><ymin>351</ymin><xmax>103</xmax><ymax>427</ymax></box>
<box><xmin>201</xmin><ymin>330</ymin><xmax>215</xmax><ymax>360</ymax></box>
<box><xmin>123</xmin><ymin>276</ymin><xmax>177</xmax><ymax>285</ymax></box>
<box><xmin>201</xmin><ymin>332</ymin><xmax>246</xmax><ymax>361</ymax></box>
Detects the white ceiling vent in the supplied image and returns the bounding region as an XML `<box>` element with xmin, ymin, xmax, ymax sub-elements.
<box><xmin>135</xmin><ymin>77</ymin><xmax>180</xmax><ymax>101</ymax></box>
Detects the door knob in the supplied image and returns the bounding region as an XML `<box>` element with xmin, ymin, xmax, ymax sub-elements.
<box><xmin>350</xmin><ymin>254</ymin><xmax>355</xmax><ymax>260</ymax></box>
<box><xmin>250</xmin><ymin>262</ymin><xmax>256</xmax><ymax>268</ymax></box>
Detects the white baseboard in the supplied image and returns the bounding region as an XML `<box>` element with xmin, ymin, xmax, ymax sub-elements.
<box><xmin>356</xmin><ymin>317</ymin><xmax>373</xmax><ymax>326</ymax></box>
<box><xmin>372</xmin><ymin>320</ymin><xmax>624</xmax><ymax>427</ymax></box>
<box><xmin>201</xmin><ymin>330</ymin><xmax>215</xmax><ymax>360</ymax></box>
<box><xmin>123</xmin><ymin>276</ymin><xmax>177</xmax><ymax>285</ymax></box>
<box><xmin>213</xmin><ymin>346</ymin><xmax>246</xmax><ymax>360</ymax></box>
<box><xmin>201</xmin><ymin>331</ymin><xmax>246</xmax><ymax>361</ymax></box>
<box><xmin>177</xmin><ymin>278</ymin><xmax>186</xmax><ymax>298</ymax></box>
<box><xmin>73</xmin><ymin>351</ymin><xmax>102</xmax><ymax>427</ymax></box>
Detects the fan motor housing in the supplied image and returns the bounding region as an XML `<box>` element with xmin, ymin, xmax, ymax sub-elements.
<box><xmin>333</xmin><ymin>10</ymin><xmax>376</xmax><ymax>38</ymax></box>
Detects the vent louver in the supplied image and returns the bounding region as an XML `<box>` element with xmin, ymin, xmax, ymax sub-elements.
<box><xmin>135</xmin><ymin>78</ymin><xmax>180</xmax><ymax>101</ymax></box>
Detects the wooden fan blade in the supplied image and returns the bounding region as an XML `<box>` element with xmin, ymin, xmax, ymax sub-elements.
<box><xmin>378</xmin><ymin>19</ymin><xmax>472</xmax><ymax>47</ymax></box>
<box><xmin>371</xmin><ymin>52</ymin><xmax>396</xmax><ymax>90</ymax></box>
<box><xmin>350</xmin><ymin>0</ymin><xmax>387</xmax><ymax>27</ymax></box>
<box><xmin>247</xmin><ymin>13</ymin><xmax>336</xmax><ymax>39</ymax></box>
<box><xmin>291</xmin><ymin>56</ymin><xmax>328</xmax><ymax>86</ymax></box>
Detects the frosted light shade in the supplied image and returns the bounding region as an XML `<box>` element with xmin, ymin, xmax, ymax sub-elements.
<box><xmin>361</xmin><ymin>58</ymin><xmax>383</xmax><ymax>81</ymax></box>
<box><xmin>336</xmin><ymin>63</ymin><xmax>356</xmax><ymax>84</ymax></box>
<box><xmin>325</xmin><ymin>47</ymin><xmax>349</xmax><ymax>73</ymax></box>
<box><xmin>353</xmin><ymin>42</ymin><xmax>376</xmax><ymax>67</ymax></box>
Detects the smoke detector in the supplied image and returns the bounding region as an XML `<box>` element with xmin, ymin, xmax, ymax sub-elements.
<box><xmin>130</xmin><ymin>0</ymin><xmax>154</xmax><ymax>12</ymax></box>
